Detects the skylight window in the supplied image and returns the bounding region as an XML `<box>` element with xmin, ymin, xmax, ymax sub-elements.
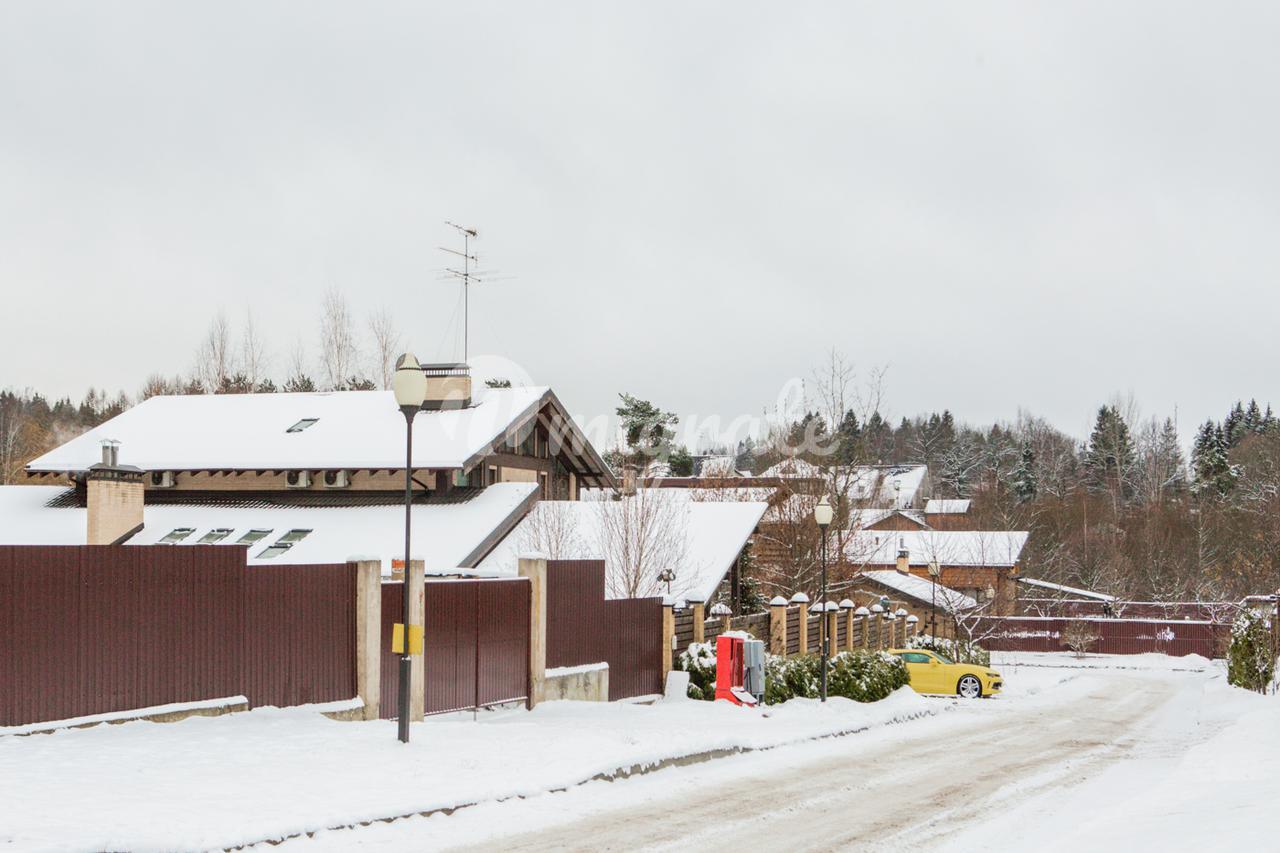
<box><xmin>159</xmin><ymin>528</ymin><xmax>195</xmax><ymax>544</ymax></box>
<box><xmin>286</xmin><ymin>418</ymin><xmax>319</xmax><ymax>434</ymax></box>
<box><xmin>236</xmin><ymin>529</ymin><xmax>272</xmax><ymax>546</ymax></box>
<box><xmin>197</xmin><ymin>528</ymin><xmax>233</xmax><ymax>544</ymax></box>
<box><xmin>256</xmin><ymin>528</ymin><xmax>312</xmax><ymax>559</ymax></box>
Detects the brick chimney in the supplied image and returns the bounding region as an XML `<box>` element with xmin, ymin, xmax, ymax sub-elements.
<box><xmin>86</xmin><ymin>440</ymin><xmax>144</xmax><ymax>545</ymax></box>
<box><xmin>895</xmin><ymin>540</ymin><xmax>910</xmax><ymax>574</ymax></box>
<box><xmin>420</xmin><ymin>363</ymin><xmax>472</xmax><ymax>410</ymax></box>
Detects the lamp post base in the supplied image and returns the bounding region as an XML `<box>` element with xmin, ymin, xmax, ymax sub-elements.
<box><xmin>397</xmin><ymin>655</ymin><xmax>412</xmax><ymax>743</ymax></box>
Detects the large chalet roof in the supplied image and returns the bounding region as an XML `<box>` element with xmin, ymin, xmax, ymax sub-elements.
<box><xmin>25</xmin><ymin>386</ymin><xmax>612</xmax><ymax>482</ymax></box>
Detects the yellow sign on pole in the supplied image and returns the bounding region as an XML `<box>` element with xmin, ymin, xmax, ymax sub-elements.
<box><xmin>391</xmin><ymin>623</ymin><xmax>423</xmax><ymax>655</ymax></box>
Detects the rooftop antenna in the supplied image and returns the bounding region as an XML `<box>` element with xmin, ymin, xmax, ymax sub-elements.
<box><xmin>440</xmin><ymin>221</ymin><xmax>480</xmax><ymax>363</ymax></box>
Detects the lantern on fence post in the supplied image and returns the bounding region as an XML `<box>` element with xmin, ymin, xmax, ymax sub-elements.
<box><xmin>658</xmin><ymin>568</ymin><xmax>677</xmax><ymax>596</ymax></box>
<box><xmin>392</xmin><ymin>353</ymin><xmax>428</xmax><ymax>744</ymax></box>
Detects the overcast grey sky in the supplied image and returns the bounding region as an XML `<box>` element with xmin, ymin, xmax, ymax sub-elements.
<box><xmin>2</xmin><ymin>1</ymin><xmax>1277</xmax><ymax>446</ymax></box>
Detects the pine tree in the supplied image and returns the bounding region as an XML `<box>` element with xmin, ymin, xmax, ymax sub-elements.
<box><xmin>835</xmin><ymin>409</ymin><xmax>862</xmax><ymax>464</ymax></box>
<box><xmin>668</xmin><ymin>444</ymin><xmax>694</xmax><ymax>476</ymax></box>
<box><xmin>1244</xmin><ymin>399</ymin><xmax>1263</xmax><ymax>435</ymax></box>
<box><xmin>1013</xmin><ymin>444</ymin><xmax>1038</xmax><ymax>503</ymax></box>
<box><xmin>1224</xmin><ymin>401</ymin><xmax>1247</xmax><ymax>448</ymax></box>
<box><xmin>1155</xmin><ymin>417</ymin><xmax>1186</xmax><ymax>495</ymax></box>
<box><xmin>1191</xmin><ymin>420</ymin><xmax>1235</xmax><ymax>496</ymax></box>
<box><xmin>1084</xmin><ymin>405</ymin><xmax>1135</xmax><ymax>497</ymax></box>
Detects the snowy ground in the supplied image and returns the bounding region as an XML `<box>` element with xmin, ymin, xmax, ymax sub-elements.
<box><xmin>2</xmin><ymin>652</ymin><xmax>1272</xmax><ymax>852</ymax></box>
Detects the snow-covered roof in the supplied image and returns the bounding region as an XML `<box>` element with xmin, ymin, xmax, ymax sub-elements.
<box><xmin>925</xmin><ymin>499</ymin><xmax>971</xmax><ymax>514</ymax></box>
<box><xmin>1017</xmin><ymin>577</ymin><xmax>1116</xmax><ymax>602</ymax></box>
<box><xmin>695</xmin><ymin>456</ymin><xmax>744</xmax><ymax>478</ymax></box>
<box><xmin>476</xmin><ymin>490</ymin><xmax>768</xmax><ymax>602</ymax></box>
<box><xmin>849</xmin><ymin>508</ymin><xmax>929</xmax><ymax>530</ymax></box>
<box><xmin>758</xmin><ymin>457</ymin><xmax>823</xmax><ymax>479</ymax></box>
<box><xmin>857</xmin><ymin>570</ymin><xmax>978</xmax><ymax>613</ymax></box>
<box><xmin>24</xmin><ymin>386</ymin><xmax>609</xmax><ymax>478</ymax></box>
<box><xmin>845</xmin><ymin>530</ymin><xmax>1029</xmax><ymax>568</ymax></box>
<box><xmin>0</xmin><ymin>483</ymin><xmax>537</xmax><ymax>574</ymax></box>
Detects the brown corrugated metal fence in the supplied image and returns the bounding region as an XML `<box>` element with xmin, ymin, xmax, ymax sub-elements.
<box><xmin>0</xmin><ymin>546</ymin><xmax>355</xmax><ymax>728</ymax></box>
<box><xmin>972</xmin><ymin>616</ymin><xmax>1229</xmax><ymax>658</ymax></box>
<box><xmin>545</xmin><ymin>559</ymin><xmax>663</xmax><ymax>700</ymax></box>
<box><xmin>379</xmin><ymin>577</ymin><xmax>530</xmax><ymax>719</ymax></box>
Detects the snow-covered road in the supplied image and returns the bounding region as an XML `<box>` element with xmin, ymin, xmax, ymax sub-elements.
<box><xmin>294</xmin><ymin>656</ymin><xmax>1272</xmax><ymax>852</ymax></box>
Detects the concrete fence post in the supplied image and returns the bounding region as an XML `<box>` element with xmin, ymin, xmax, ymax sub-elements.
<box><xmin>350</xmin><ymin>560</ymin><xmax>381</xmax><ymax>721</ymax></box>
<box><xmin>792</xmin><ymin>592</ymin><xmax>810</xmax><ymax>655</ymax></box>
<box><xmin>408</xmin><ymin>559</ymin><xmax>425</xmax><ymax>722</ymax></box>
<box><xmin>870</xmin><ymin>604</ymin><xmax>884</xmax><ymax>650</ymax></box>
<box><xmin>769</xmin><ymin>596</ymin><xmax>789</xmax><ymax>657</ymax></box>
<box><xmin>690</xmin><ymin>599</ymin><xmax>706</xmax><ymax>645</ymax></box>
<box><xmin>856</xmin><ymin>606</ymin><xmax>870</xmax><ymax>649</ymax></box>
<box><xmin>839</xmin><ymin>599</ymin><xmax>855</xmax><ymax>652</ymax></box>
<box><xmin>825</xmin><ymin>603</ymin><xmax>839</xmax><ymax>658</ymax></box>
<box><xmin>518</xmin><ymin>554</ymin><xmax>548</xmax><ymax>708</ymax></box>
<box><xmin>895</xmin><ymin>608</ymin><xmax>909</xmax><ymax>646</ymax></box>
<box><xmin>709</xmin><ymin>602</ymin><xmax>732</xmax><ymax>637</ymax></box>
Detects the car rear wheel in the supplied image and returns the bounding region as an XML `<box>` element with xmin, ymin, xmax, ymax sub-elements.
<box><xmin>957</xmin><ymin>675</ymin><xmax>982</xmax><ymax>698</ymax></box>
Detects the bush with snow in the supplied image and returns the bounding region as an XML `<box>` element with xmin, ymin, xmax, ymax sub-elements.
<box><xmin>678</xmin><ymin>642</ymin><xmax>908</xmax><ymax>704</ymax></box>
<box><xmin>1227</xmin><ymin>610</ymin><xmax>1275</xmax><ymax>694</ymax></box>
<box><xmin>764</xmin><ymin>652</ymin><xmax>908</xmax><ymax>705</ymax></box>
<box><xmin>907</xmin><ymin>633</ymin><xmax>990</xmax><ymax>667</ymax></box>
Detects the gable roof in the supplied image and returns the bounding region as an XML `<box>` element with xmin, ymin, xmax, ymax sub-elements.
<box><xmin>476</xmin><ymin>489</ymin><xmax>768</xmax><ymax>602</ymax></box>
<box><xmin>25</xmin><ymin>386</ymin><xmax>613</xmax><ymax>484</ymax></box>
<box><xmin>857</xmin><ymin>570</ymin><xmax>978</xmax><ymax>613</ymax></box>
<box><xmin>925</xmin><ymin>499</ymin><xmax>971</xmax><ymax>514</ymax></box>
<box><xmin>845</xmin><ymin>529</ymin><xmax>1029</xmax><ymax>568</ymax></box>
<box><xmin>0</xmin><ymin>483</ymin><xmax>538</xmax><ymax>573</ymax></box>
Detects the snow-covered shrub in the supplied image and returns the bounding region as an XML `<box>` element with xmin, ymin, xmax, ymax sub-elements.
<box><xmin>675</xmin><ymin>641</ymin><xmax>717</xmax><ymax>700</ymax></box>
<box><xmin>763</xmin><ymin>652</ymin><xmax>908</xmax><ymax>705</ymax></box>
<box><xmin>1228</xmin><ymin>610</ymin><xmax>1275</xmax><ymax>693</ymax></box>
<box><xmin>1060</xmin><ymin>620</ymin><xmax>1101</xmax><ymax>658</ymax></box>
<box><xmin>907</xmin><ymin>633</ymin><xmax>990</xmax><ymax>667</ymax></box>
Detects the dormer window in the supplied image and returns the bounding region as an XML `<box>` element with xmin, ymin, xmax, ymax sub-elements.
<box><xmin>237</xmin><ymin>529</ymin><xmax>272</xmax><ymax>546</ymax></box>
<box><xmin>286</xmin><ymin>418</ymin><xmax>319</xmax><ymax>434</ymax></box>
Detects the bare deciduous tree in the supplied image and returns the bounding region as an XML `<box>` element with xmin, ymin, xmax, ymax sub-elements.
<box><xmin>595</xmin><ymin>490</ymin><xmax>690</xmax><ymax>599</ymax></box>
<box><xmin>368</xmin><ymin>308</ymin><xmax>402</xmax><ymax>390</ymax></box>
<box><xmin>194</xmin><ymin>312</ymin><xmax>235</xmax><ymax>393</ymax></box>
<box><xmin>318</xmin><ymin>289</ymin><xmax>359</xmax><ymax>391</ymax></box>
<box><xmin>240</xmin><ymin>310</ymin><xmax>269</xmax><ymax>391</ymax></box>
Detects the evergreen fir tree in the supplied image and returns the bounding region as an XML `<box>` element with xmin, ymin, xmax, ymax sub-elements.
<box><xmin>1191</xmin><ymin>420</ymin><xmax>1235</xmax><ymax>496</ymax></box>
<box><xmin>835</xmin><ymin>409</ymin><xmax>862</xmax><ymax>464</ymax></box>
<box><xmin>1224</xmin><ymin>401</ymin><xmax>1247</xmax><ymax>448</ymax></box>
<box><xmin>668</xmin><ymin>444</ymin><xmax>694</xmax><ymax>476</ymax></box>
<box><xmin>1155</xmin><ymin>417</ymin><xmax>1186</xmax><ymax>495</ymax></box>
<box><xmin>1244</xmin><ymin>399</ymin><xmax>1263</xmax><ymax>435</ymax></box>
<box><xmin>1013</xmin><ymin>443</ymin><xmax>1038</xmax><ymax>503</ymax></box>
<box><xmin>1084</xmin><ymin>405</ymin><xmax>1135</xmax><ymax>496</ymax></box>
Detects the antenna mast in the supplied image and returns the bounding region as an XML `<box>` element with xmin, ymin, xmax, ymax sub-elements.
<box><xmin>440</xmin><ymin>221</ymin><xmax>479</xmax><ymax>362</ymax></box>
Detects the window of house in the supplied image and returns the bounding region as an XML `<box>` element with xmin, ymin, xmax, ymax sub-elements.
<box><xmin>286</xmin><ymin>418</ymin><xmax>319</xmax><ymax>434</ymax></box>
<box><xmin>487</xmin><ymin>465</ymin><xmax>498</xmax><ymax>486</ymax></box>
<box><xmin>538</xmin><ymin>471</ymin><xmax>548</xmax><ymax>500</ymax></box>
<box><xmin>197</xmin><ymin>528</ymin><xmax>233</xmax><ymax>544</ymax></box>
<box><xmin>257</xmin><ymin>529</ymin><xmax>312</xmax><ymax>559</ymax></box>
<box><xmin>236</xmin><ymin>529</ymin><xmax>272</xmax><ymax>546</ymax></box>
<box><xmin>159</xmin><ymin>528</ymin><xmax>195</xmax><ymax>544</ymax></box>
<box><xmin>454</xmin><ymin>470</ymin><xmax>470</xmax><ymax>487</ymax></box>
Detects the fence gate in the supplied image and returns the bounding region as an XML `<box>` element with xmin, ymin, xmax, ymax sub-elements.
<box><xmin>380</xmin><ymin>578</ymin><xmax>530</xmax><ymax>719</ymax></box>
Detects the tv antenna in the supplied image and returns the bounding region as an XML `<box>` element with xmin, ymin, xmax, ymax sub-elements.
<box><xmin>439</xmin><ymin>222</ymin><xmax>480</xmax><ymax>363</ymax></box>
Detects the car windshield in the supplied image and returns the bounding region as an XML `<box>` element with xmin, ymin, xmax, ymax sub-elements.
<box><xmin>933</xmin><ymin>651</ymin><xmax>954</xmax><ymax>664</ymax></box>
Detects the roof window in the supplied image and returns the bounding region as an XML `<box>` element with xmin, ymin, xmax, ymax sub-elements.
<box><xmin>197</xmin><ymin>528</ymin><xmax>233</xmax><ymax>544</ymax></box>
<box><xmin>237</xmin><ymin>529</ymin><xmax>272</xmax><ymax>546</ymax></box>
<box><xmin>159</xmin><ymin>528</ymin><xmax>195</xmax><ymax>544</ymax></box>
<box><xmin>257</xmin><ymin>528</ymin><xmax>312</xmax><ymax>559</ymax></box>
<box><xmin>286</xmin><ymin>418</ymin><xmax>319</xmax><ymax>434</ymax></box>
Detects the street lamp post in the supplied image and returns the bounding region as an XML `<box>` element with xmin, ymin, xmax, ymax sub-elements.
<box><xmin>928</xmin><ymin>559</ymin><xmax>941</xmax><ymax>638</ymax></box>
<box><xmin>813</xmin><ymin>495</ymin><xmax>833</xmax><ymax>702</ymax></box>
<box><xmin>392</xmin><ymin>353</ymin><xmax>428</xmax><ymax>744</ymax></box>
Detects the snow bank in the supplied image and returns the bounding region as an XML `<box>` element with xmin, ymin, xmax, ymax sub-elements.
<box><xmin>0</xmin><ymin>689</ymin><xmax>931</xmax><ymax>851</ymax></box>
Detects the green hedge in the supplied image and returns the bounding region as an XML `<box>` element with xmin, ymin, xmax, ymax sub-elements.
<box><xmin>677</xmin><ymin>642</ymin><xmax>909</xmax><ymax>705</ymax></box>
<box><xmin>1228</xmin><ymin>610</ymin><xmax>1275</xmax><ymax>693</ymax></box>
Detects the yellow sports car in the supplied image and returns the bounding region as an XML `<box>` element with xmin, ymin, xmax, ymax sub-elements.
<box><xmin>890</xmin><ymin>648</ymin><xmax>1003</xmax><ymax>698</ymax></box>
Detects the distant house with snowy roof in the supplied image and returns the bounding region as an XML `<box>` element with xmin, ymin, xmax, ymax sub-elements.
<box><xmin>843</xmin><ymin>529</ymin><xmax>1028</xmax><ymax>616</ymax></box>
<box><xmin>3</xmin><ymin>366</ymin><xmax>616</xmax><ymax>574</ymax></box>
